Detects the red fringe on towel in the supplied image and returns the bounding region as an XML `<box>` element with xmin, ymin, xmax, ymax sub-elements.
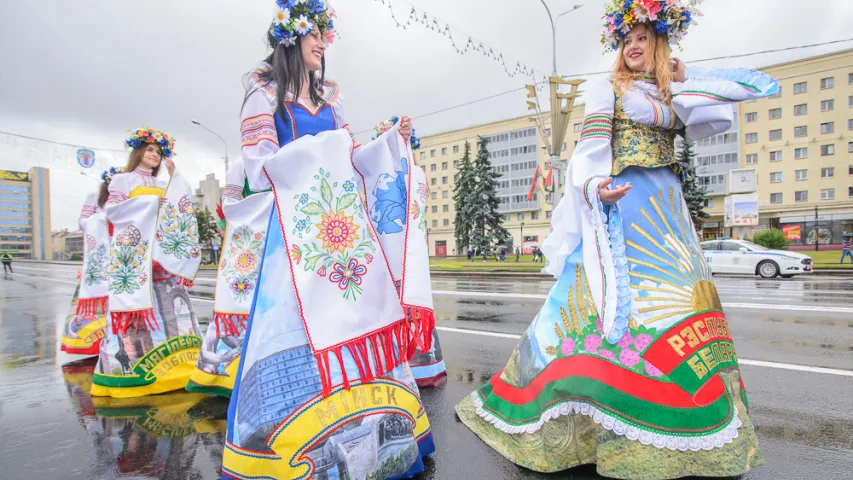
<box><xmin>314</xmin><ymin>319</ymin><xmax>412</xmax><ymax>398</ymax></box>
<box><xmin>111</xmin><ymin>309</ymin><xmax>158</xmax><ymax>335</ymax></box>
<box><xmin>76</xmin><ymin>296</ymin><xmax>107</xmax><ymax>317</ymax></box>
<box><xmin>406</xmin><ymin>306</ymin><xmax>436</xmax><ymax>359</ymax></box>
<box><xmin>213</xmin><ymin>312</ymin><xmax>248</xmax><ymax>338</ymax></box>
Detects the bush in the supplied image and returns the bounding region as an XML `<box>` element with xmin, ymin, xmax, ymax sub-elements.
<box><xmin>70</xmin><ymin>253</ymin><xmax>83</xmax><ymax>261</ymax></box>
<box><xmin>752</xmin><ymin>229</ymin><xmax>788</xmax><ymax>250</ymax></box>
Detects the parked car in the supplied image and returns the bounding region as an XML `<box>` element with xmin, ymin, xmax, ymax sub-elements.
<box><xmin>700</xmin><ymin>239</ymin><xmax>813</xmax><ymax>278</ymax></box>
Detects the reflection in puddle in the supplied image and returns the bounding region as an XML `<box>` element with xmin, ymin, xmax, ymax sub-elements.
<box><xmin>61</xmin><ymin>359</ymin><xmax>228</xmax><ymax>479</ymax></box>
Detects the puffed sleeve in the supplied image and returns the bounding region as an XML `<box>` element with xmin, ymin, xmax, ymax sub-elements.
<box><xmin>222</xmin><ymin>157</ymin><xmax>246</xmax><ymax>207</ymax></box>
<box><xmin>240</xmin><ymin>72</ymin><xmax>279</xmax><ymax>193</ymax></box>
<box><xmin>106</xmin><ymin>173</ymin><xmax>131</xmax><ymax>206</ymax></box>
<box><xmin>672</xmin><ymin>67</ymin><xmax>779</xmax><ymax>140</ymax></box>
<box><xmin>79</xmin><ymin>193</ymin><xmax>98</xmax><ymax>230</ymax></box>
<box><xmin>542</xmin><ymin>78</ymin><xmax>616</xmax><ymax>277</ymax></box>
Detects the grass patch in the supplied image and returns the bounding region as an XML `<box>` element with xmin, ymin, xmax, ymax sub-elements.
<box><xmin>801</xmin><ymin>250</ymin><xmax>853</xmax><ymax>269</ymax></box>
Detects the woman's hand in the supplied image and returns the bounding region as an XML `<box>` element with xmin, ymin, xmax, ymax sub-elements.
<box><xmin>399</xmin><ymin>116</ymin><xmax>413</xmax><ymax>141</ymax></box>
<box><xmin>672</xmin><ymin>57</ymin><xmax>686</xmax><ymax>83</ymax></box>
<box><xmin>598</xmin><ymin>177</ymin><xmax>632</xmax><ymax>205</ymax></box>
<box><xmin>165</xmin><ymin>158</ymin><xmax>176</xmax><ymax>176</ymax></box>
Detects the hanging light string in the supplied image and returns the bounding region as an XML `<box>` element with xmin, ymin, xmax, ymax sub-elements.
<box><xmin>371</xmin><ymin>0</ymin><xmax>546</xmax><ymax>83</ymax></box>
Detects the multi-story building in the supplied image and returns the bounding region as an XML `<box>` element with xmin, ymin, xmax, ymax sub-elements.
<box><xmin>739</xmin><ymin>49</ymin><xmax>853</xmax><ymax>245</ymax></box>
<box><xmin>193</xmin><ymin>173</ymin><xmax>223</xmax><ymax>215</ymax></box>
<box><xmin>0</xmin><ymin>167</ymin><xmax>51</xmax><ymax>260</ymax></box>
<box><xmin>416</xmin><ymin>109</ymin><xmax>584</xmax><ymax>256</ymax></box>
<box><xmin>51</xmin><ymin>230</ymin><xmax>84</xmax><ymax>261</ymax></box>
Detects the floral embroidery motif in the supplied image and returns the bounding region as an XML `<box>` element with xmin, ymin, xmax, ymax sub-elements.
<box><xmin>83</xmin><ymin>244</ymin><xmax>108</xmax><ymax>286</ymax></box>
<box><xmin>108</xmin><ymin>226</ymin><xmax>148</xmax><ymax>295</ymax></box>
<box><xmin>412</xmin><ymin>181</ymin><xmax>428</xmax><ymax>233</ymax></box>
<box><xmin>291</xmin><ymin>168</ymin><xmax>376</xmax><ymax>301</ymax></box>
<box><xmin>611</xmin><ymin>87</ymin><xmax>678</xmax><ymax>176</ymax></box>
<box><xmin>156</xmin><ymin>195</ymin><xmax>200</xmax><ymax>259</ymax></box>
<box><xmin>219</xmin><ymin>225</ymin><xmax>265</xmax><ymax>304</ymax></box>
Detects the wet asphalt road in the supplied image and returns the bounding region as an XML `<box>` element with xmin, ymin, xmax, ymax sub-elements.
<box><xmin>1</xmin><ymin>263</ymin><xmax>852</xmax><ymax>479</ymax></box>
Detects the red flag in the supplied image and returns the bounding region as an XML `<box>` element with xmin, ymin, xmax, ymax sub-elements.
<box><xmin>543</xmin><ymin>167</ymin><xmax>554</xmax><ymax>193</ymax></box>
<box><xmin>526</xmin><ymin>165</ymin><xmax>543</xmax><ymax>201</ymax></box>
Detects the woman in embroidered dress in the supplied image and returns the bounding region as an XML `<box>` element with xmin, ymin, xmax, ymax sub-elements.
<box><xmin>91</xmin><ymin>129</ymin><xmax>203</xmax><ymax>398</ymax></box>
<box><xmin>456</xmin><ymin>2</ymin><xmax>776</xmax><ymax>478</ymax></box>
<box><xmin>222</xmin><ymin>3</ymin><xmax>436</xmax><ymax>479</ymax></box>
<box><xmin>61</xmin><ymin>177</ymin><xmax>111</xmax><ymax>356</ymax></box>
<box><xmin>187</xmin><ymin>157</ymin><xmax>272</xmax><ymax>397</ymax></box>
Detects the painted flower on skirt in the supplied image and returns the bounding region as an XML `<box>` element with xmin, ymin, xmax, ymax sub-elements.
<box><xmin>190</xmin><ymin>246</ymin><xmax>200</xmax><ymax>258</ymax></box>
<box><xmin>365</xmin><ymin>253</ymin><xmax>374</xmax><ymax>264</ymax></box>
<box><xmin>299</xmin><ymin>193</ymin><xmax>310</xmax><ymax>204</ymax></box>
<box><xmin>291</xmin><ymin>244</ymin><xmax>302</xmax><ymax>265</ymax></box>
<box><xmin>296</xmin><ymin>219</ymin><xmax>308</xmax><ymax>231</ymax></box>
<box><xmin>329</xmin><ymin>258</ymin><xmax>366</xmax><ymax>290</ymax></box>
<box><xmin>316</xmin><ymin>211</ymin><xmax>359</xmax><ymax>254</ymax></box>
<box><xmin>138</xmin><ymin>272</ymin><xmax>147</xmax><ymax>285</ymax></box>
<box><xmin>342</xmin><ymin>180</ymin><xmax>354</xmax><ymax>192</ymax></box>
<box><xmin>234</xmin><ymin>251</ymin><xmax>257</xmax><ymax>275</ymax></box>
<box><xmin>560</xmin><ymin>337</ymin><xmax>576</xmax><ymax>356</ymax></box>
<box><xmin>318</xmin><ymin>266</ymin><xmax>327</xmax><ymax>277</ymax></box>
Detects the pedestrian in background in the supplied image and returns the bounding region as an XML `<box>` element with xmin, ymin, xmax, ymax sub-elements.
<box><xmin>515</xmin><ymin>247</ymin><xmax>520</xmax><ymax>263</ymax></box>
<box><xmin>467</xmin><ymin>248</ymin><xmax>474</xmax><ymax>262</ymax></box>
<box><xmin>841</xmin><ymin>237</ymin><xmax>852</xmax><ymax>264</ymax></box>
<box><xmin>1</xmin><ymin>251</ymin><xmax>12</xmax><ymax>273</ymax></box>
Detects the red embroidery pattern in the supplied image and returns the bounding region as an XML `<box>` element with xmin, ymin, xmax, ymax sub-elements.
<box><xmin>241</xmin><ymin>114</ymin><xmax>278</xmax><ymax>148</ymax></box>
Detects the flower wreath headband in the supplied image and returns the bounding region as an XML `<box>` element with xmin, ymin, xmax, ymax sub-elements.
<box><xmin>100</xmin><ymin>166</ymin><xmax>124</xmax><ymax>184</ymax></box>
<box><xmin>124</xmin><ymin>127</ymin><xmax>176</xmax><ymax>158</ymax></box>
<box><xmin>602</xmin><ymin>0</ymin><xmax>703</xmax><ymax>53</ymax></box>
<box><xmin>272</xmin><ymin>0</ymin><xmax>337</xmax><ymax>47</ymax></box>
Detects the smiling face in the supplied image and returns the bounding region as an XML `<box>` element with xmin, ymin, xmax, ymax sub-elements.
<box><xmin>140</xmin><ymin>144</ymin><xmax>162</xmax><ymax>170</ymax></box>
<box><xmin>621</xmin><ymin>23</ymin><xmax>650</xmax><ymax>73</ymax></box>
<box><xmin>300</xmin><ymin>24</ymin><xmax>327</xmax><ymax>72</ymax></box>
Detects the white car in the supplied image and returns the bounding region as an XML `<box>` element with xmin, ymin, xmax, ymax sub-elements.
<box><xmin>700</xmin><ymin>239</ymin><xmax>814</xmax><ymax>278</ymax></box>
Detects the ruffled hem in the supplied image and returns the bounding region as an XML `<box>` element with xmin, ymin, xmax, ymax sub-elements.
<box><xmin>469</xmin><ymin>391</ymin><xmax>742</xmax><ymax>452</ymax></box>
<box><xmin>605</xmin><ymin>204</ymin><xmax>632</xmax><ymax>344</ymax></box>
<box><xmin>583</xmin><ymin>177</ymin><xmax>619</xmax><ymax>336</ymax></box>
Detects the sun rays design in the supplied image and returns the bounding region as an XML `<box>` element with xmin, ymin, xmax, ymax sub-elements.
<box><xmin>627</xmin><ymin>187</ymin><xmax>722</xmax><ymax>328</ymax></box>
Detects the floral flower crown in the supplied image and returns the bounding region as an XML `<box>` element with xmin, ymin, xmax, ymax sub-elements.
<box><xmin>100</xmin><ymin>166</ymin><xmax>124</xmax><ymax>184</ymax></box>
<box><xmin>272</xmin><ymin>0</ymin><xmax>337</xmax><ymax>47</ymax></box>
<box><xmin>602</xmin><ymin>0</ymin><xmax>702</xmax><ymax>53</ymax></box>
<box><xmin>124</xmin><ymin>127</ymin><xmax>176</xmax><ymax>158</ymax></box>
<box><xmin>372</xmin><ymin>116</ymin><xmax>420</xmax><ymax>150</ymax></box>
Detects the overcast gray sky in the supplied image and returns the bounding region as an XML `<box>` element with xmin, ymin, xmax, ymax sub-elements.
<box><xmin>1</xmin><ymin>0</ymin><xmax>851</xmax><ymax>230</ymax></box>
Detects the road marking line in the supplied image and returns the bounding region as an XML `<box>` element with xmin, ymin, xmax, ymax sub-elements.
<box><xmin>435</xmin><ymin>326</ymin><xmax>853</xmax><ymax>377</ymax></box>
<box><xmin>433</xmin><ymin>290</ymin><xmax>853</xmax><ymax>313</ymax></box>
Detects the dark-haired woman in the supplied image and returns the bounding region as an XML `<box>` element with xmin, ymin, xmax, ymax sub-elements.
<box><xmin>222</xmin><ymin>3</ymin><xmax>435</xmax><ymax>478</ymax></box>
<box><xmin>91</xmin><ymin>128</ymin><xmax>203</xmax><ymax>398</ymax></box>
<box><xmin>60</xmin><ymin>172</ymin><xmax>113</xmax><ymax>356</ymax></box>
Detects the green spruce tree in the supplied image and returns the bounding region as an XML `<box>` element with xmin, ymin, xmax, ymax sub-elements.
<box><xmin>452</xmin><ymin>141</ymin><xmax>474</xmax><ymax>253</ymax></box>
<box><xmin>467</xmin><ymin>136</ymin><xmax>510</xmax><ymax>251</ymax></box>
<box><xmin>677</xmin><ymin>139</ymin><xmax>710</xmax><ymax>230</ymax></box>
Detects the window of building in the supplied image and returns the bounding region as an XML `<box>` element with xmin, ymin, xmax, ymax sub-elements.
<box><xmin>442</xmin><ymin>176</ymin><xmax>448</xmax><ymax>184</ymax></box>
<box><xmin>795</xmin><ymin>169</ymin><xmax>808</xmax><ymax>180</ymax></box>
<box><xmin>794</xmin><ymin>125</ymin><xmax>808</xmax><ymax>137</ymax></box>
<box><xmin>441</xmin><ymin>162</ymin><xmax>448</xmax><ymax>170</ymax></box>
<box><xmin>849</xmin><ymin>96</ymin><xmax>853</xmax><ymax>107</ymax></box>
<box><xmin>794</xmin><ymin>82</ymin><xmax>807</xmax><ymax>94</ymax></box>
<box><xmin>768</xmin><ymin>108</ymin><xmax>782</xmax><ymax>120</ymax></box>
<box><xmin>770</xmin><ymin>193</ymin><xmax>783</xmax><ymax>204</ymax></box>
<box><xmin>544</xmin><ymin>128</ymin><xmax>551</xmax><ymax>137</ymax></box>
<box><xmin>574</xmin><ymin>123</ymin><xmax>582</xmax><ymax>132</ymax></box>
<box><xmin>821</xmin><ymin>167</ymin><xmax>835</xmax><ymax>178</ymax></box>
<box><xmin>431</xmin><ymin>192</ymin><xmax>437</xmax><ymax>200</ymax></box>
<box><xmin>795</xmin><ymin>147</ymin><xmax>808</xmax><ymax>159</ymax></box>
<box><xmin>432</xmin><ymin>219</ymin><xmax>438</xmax><ymax>227</ymax></box>
<box><xmin>770</xmin><ymin>151</ymin><xmax>782</xmax><ymax>162</ymax></box>
<box><xmin>769</xmin><ymin>89</ymin><xmax>782</xmax><ymax>99</ymax></box>
<box><xmin>430</xmin><ymin>149</ymin><xmax>436</xmax><ymax>158</ymax></box>
<box><xmin>531</xmin><ymin>211</ymin><xmax>539</xmax><ymax>220</ymax></box>
<box><xmin>430</xmin><ymin>164</ymin><xmax>436</xmax><ymax>172</ymax></box>
<box><xmin>443</xmin><ymin>219</ymin><xmax>450</xmax><ymax>226</ymax></box>
<box><xmin>431</xmin><ymin>205</ymin><xmax>438</xmax><ymax>213</ymax></box>
<box><xmin>849</xmin><ymin>141</ymin><xmax>853</xmax><ymax>153</ymax></box>
<box><xmin>820</xmin><ymin>77</ymin><xmax>834</xmax><ymax>89</ymax></box>
<box><xmin>545</xmin><ymin>211</ymin><xmax>551</xmax><ymax>219</ymax></box>
<box><xmin>849</xmin><ymin>119</ymin><xmax>853</xmax><ymax>130</ymax></box>
<box><xmin>745</xmin><ymin>133</ymin><xmax>758</xmax><ymax>144</ymax></box>
<box><xmin>453</xmin><ymin>160</ymin><xmax>459</xmax><ymax>168</ymax></box>
<box><xmin>453</xmin><ymin>145</ymin><xmax>459</xmax><ymax>154</ymax></box>
<box><xmin>517</xmin><ymin>213</ymin><xmax>524</xmax><ymax>221</ymax></box>
<box><xmin>821</xmin><ymin>122</ymin><xmax>835</xmax><ymax>134</ymax></box>
<box><xmin>442</xmin><ymin>204</ymin><xmax>449</xmax><ymax>212</ymax></box>
<box><xmin>794</xmin><ymin>104</ymin><xmax>807</xmax><ymax>116</ymax></box>
<box><xmin>442</xmin><ymin>191</ymin><xmax>449</xmax><ymax>198</ymax></box>
<box><xmin>850</xmin><ymin>186</ymin><xmax>853</xmax><ymax>198</ymax></box>
<box><xmin>745</xmin><ymin>154</ymin><xmax>758</xmax><ymax>165</ymax></box>
<box><xmin>849</xmin><ymin>165</ymin><xmax>853</xmax><ymax>176</ymax></box>
<box><xmin>769</xmin><ymin>129</ymin><xmax>782</xmax><ymax>141</ymax></box>
<box><xmin>821</xmin><ymin>99</ymin><xmax>834</xmax><ymax>112</ymax></box>
<box><xmin>704</xmin><ymin>198</ymin><xmax>714</xmax><ymax>208</ymax></box>
<box><xmin>821</xmin><ymin>144</ymin><xmax>835</xmax><ymax>156</ymax></box>
<box><xmin>562</xmin><ymin>142</ymin><xmax>567</xmax><ymax>151</ymax></box>
<box><xmin>769</xmin><ymin>172</ymin><xmax>782</xmax><ymax>183</ymax></box>
<box><xmin>430</xmin><ymin>178</ymin><xmax>436</xmax><ymax>186</ymax></box>
<box><xmin>849</xmin><ymin>73</ymin><xmax>853</xmax><ymax>84</ymax></box>
<box><xmin>441</xmin><ymin>147</ymin><xmax>447</xmax><ymax>156</ymax></box>
<box><xmin>795</xmin><ymin>191</ymin><xmax>808</xmax><ymax>202</ymax></box>
<box><xmin>821</xmin><ymin>188</ymin><xmax>835</xmax><ymax>200</ymax></box>
<box><xmin>420</xmin><ymin>152</ymin><xmax>425</xmax><ymax>160</ymax></box>
<box><xmin>745</xmin><ymin>112</ymin><xmax>757</xmax><ymax>123</ymax></box>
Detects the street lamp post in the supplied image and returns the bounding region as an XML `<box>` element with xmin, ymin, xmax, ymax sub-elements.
<box><xmin>426</xmin><ymin>228</ymin><xmax>431</xmax><ymax>256</ymax></box>
<box><xmin>191</xmin><ymin>119</ymin><xmax>230</xmax><ymax>178</ymax></box>
<box><xmin>533</xmin><ymin>2</ymin><xmax>584</xmax><ymax>213</ymax></box>
<box><xmin>520</xmin><ymin>222</ymin><xmax>525</xmax><ymax>254</ymax></box>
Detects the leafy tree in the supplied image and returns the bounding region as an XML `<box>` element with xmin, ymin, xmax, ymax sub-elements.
<box><xmin>196</xmin><ymin>208</ymin><xmax>218</xmax><ymax>246</ymax></box>
<box><xmin>452</xmin><ymin>141</ymin><xmax>474</xmax><ymax>252</ymax></box>
<box><xmin>677</xmin><ymin>139</ymin><xmax>710</xmax><ymax>229</ymax></box>
<box><xmin>467</xmin><ymin>136</ymin><xmax>510</xmax><ymax>250</ymax></box>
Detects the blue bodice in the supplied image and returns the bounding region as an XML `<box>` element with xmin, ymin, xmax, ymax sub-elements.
<box><xmin>274</xmin><ymin>102</ymin><xmax>338</xmax><ymax>147</ymax></box>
